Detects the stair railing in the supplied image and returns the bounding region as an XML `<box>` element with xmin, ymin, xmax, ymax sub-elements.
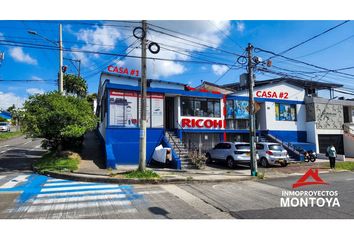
<box><xmin>176</xmin><ymin>121</ymin><xmax>199</xmax><ymax>153</ymax></box>
<box><xmin>165</xmin><ymin>130</ymin><xmax>182</xmax><ymax>159</ymax></box>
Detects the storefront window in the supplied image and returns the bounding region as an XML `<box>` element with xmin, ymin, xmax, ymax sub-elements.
<box><xmin>181</xmin><ymin>97</ymin><xmax>221</xmax><ymax>117</ymax></box>
<box><xmin>275</xmin><ymin>103</ymin><xmax>297</xmax><ymax>121</ymax></box>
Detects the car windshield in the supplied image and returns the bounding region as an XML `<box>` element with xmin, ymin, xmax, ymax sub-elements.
<box><xmin>0</xmin><ymin>123</ymin><xmax>7</xmax><ymax>126</ymax></box>
<box><xmin>269</xmin><ymin>144</ymin><xmax>284</xmax><ymax>151</ymax></box>
<box><xmin>235</xmin><ymin>144</ymin><xmax>250</xmax><ymax>150</ymax></box>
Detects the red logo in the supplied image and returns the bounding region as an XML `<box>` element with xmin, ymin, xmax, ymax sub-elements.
<box><xmin>292</xmin><ymin>169</ymin><xmax>328</xmax><ymax>189</ymax></box>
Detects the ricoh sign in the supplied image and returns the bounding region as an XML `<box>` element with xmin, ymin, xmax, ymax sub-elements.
<box><xmin>181</xmin><ymin>118</ymin><xmax>224</xmax><ymax>129</ymax></box>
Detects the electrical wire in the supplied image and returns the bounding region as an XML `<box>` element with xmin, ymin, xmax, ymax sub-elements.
<box><xmin>273</xmin><ymin>20</ymin><xmax>350</xmax><ymax>57</ymax></box>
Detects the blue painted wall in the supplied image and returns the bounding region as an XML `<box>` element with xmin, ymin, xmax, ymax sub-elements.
<box><xmin>104</xmin><ymin>128</ymin><xmax>164</xmax><ymax>168</ymax></box>
<box><xmin>261</xmin><ymin>130</ymin><xmax>307</xmax><ymax>143</ymax></box>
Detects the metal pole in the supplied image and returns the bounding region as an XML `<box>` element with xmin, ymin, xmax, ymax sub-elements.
<box><xmin>138</xmin><ymin>20</ymin><xmax>147</xmax><ymax>171</ymax></box>
<box><xmin>59</xmin><ymin>24</ymin><xmax>63</xmax><ymax>93</ymax></box>
<box><xmin>78</xmin><ymin>60</ymin><xmax>81</xmax><ymax>78</ymax></box>
<box><xmin>247</xmin><ymin>43</ymin><xmax>258</xmax><ymax>177</ymax></box>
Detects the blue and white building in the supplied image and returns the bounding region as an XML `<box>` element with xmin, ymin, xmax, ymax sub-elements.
<box><xmin>96</xmin><ymin>71</ymin><xmax>354</xmax><ymax>169</ymax></box>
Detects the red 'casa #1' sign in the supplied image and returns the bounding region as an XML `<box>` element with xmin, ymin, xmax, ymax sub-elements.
<box><xmin>108</xmin><ymin>65</ymin><xmax>140</xmax><ymax>77</ymax></box>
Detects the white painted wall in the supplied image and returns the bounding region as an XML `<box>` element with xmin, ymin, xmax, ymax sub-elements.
<box><xmin>306</xmin><ymin>121</ymin><xmax>318</xmax><ymax>152</ymax></box>
<box><xmin>262</xmin><ymin>101</ymin><xmax>306</xmax><ymax>131</ymax></box>
<box><xmin>235</xmin><ymin>82</ymin><xmax>306</xmax><ymax>101</ymax></box>
<box><xmin>344</xmin><ymin>133</ymin><xmax>354</xmax><ymax>157</ymax></box>
<box><xmin>233</xmin><ymin>82</ymin><xmax>307</xmax><ymax>131</ymax></box>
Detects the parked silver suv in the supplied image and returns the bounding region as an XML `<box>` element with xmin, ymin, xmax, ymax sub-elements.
<box><xmin>256</xmin><ymin>142</ymin><xmax>289</xmax><ymax>167</ymax></box>
<box><xmin>206</xmin><ymin>142</ymin><xmax>257</xmax><ymax>168</ymax></box>
<box><xmin>0</xmin><ymin>122</ymin><xmax>10</xmax><ymax>132</ymax></box>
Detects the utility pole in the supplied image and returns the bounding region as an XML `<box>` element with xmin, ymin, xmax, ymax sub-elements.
<box><xmin>138</xmin><ymin>20</ymin><xmax>147</xmax><ymax>172</ymax></box>
<box><xmin>247</xmin><ymin>43</ymin><xmax>258</xmax><ymax>177</ymax></box>
<box><xmin>78</xmin><ymin>59</ymin><xmax>81</xmax><ymax>78</ymax></box>
<box><xmin>59</xmin><ymin>24</ymin><xmax>64</xmax><ymax>93</ymax></box>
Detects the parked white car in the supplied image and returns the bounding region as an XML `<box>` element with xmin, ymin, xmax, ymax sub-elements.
<box><xmin>206</xmin><ymin>142</ymin><xmax>258</xmax><ymax>168</ymax></box>
<box><xmin>0</xmin><ymin>122</ymin><xmax>10</xmax><ymax>132</ymax></box>
<box><xmin>256</xmin><ymin>142</ymin><xmax>290</xmax><ymax>167</ymax></box>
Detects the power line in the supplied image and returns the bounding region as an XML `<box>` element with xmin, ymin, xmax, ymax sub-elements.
<box><xmin>255</xmin><ymin>47</ymin><xmax>354</xmax><ymax>78</ymax></box>
<box><xmin>274</xmin><ymin>20</ymin><xmax>350</xmax><ymax>57</ymax></box>
<box><xmin>208</xmin><ymin>20</ymin><xmax>244</xmax><ymax>51</ymax></box>
<box><xmin>294</xmin><ymin>33</ymin><xmax>354</xmax><ymax>59</ymax></box>
<box><xmin>0</xmin><ymin>40</ymin><xmax>240</xmax><ymax>67</ymax></box>
<box><xmin>148</xmin><ymin>25</ymin><xmax>244</xmax><ymax>57</ymax></box>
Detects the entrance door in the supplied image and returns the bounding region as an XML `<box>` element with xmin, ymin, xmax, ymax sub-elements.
<box><xmin>318</xmin><ymin>134</ymin><xmax>344</xmax><ymax>155</ymax></box>
<box><xmin>343</xmin><ymin>106</ymin><xmax>350</xmax><ymax>123</ymax></box>
<box><xmin>165</xmin><ymin>97</ymin><xmax>175</xmax><ymax>130</ymax></box>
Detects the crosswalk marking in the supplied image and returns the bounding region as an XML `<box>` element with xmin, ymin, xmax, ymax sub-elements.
<box><xmin>32</xmin><ymin>193</ymin><xmax>127</xmax><ymax>204</ymax></box>
<box><xmin>0</xmin><ymin>175</ymin><xmax>29</xmax><ymax>189</ymax></box>
<box><xmin>43</xmin><ymin>181</ymin><xmax>100</xmax><ymax>187</ymax></box>
<box><xmin>41</xmin><ymin>184</ymin><xmax>120</xmax><ymax>192</ymax></box>
<box><xmin>25</xmin><ymin>199</ymin><xmax>132</xmax><ymax>213</ymax></box>
<box><xmin>37</xmin><ymin>188</ymin><xmax>124</xmax><ymax>198</ymax></box>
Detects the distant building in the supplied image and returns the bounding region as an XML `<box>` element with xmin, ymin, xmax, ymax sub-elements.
<box><xmin>0</xmin><ymin>111</ymin><xmax>12</xmax><ymax>121</ymax></box>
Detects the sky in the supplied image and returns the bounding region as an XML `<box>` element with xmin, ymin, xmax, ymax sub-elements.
<box><xmin>1</xmin><ymin>20</ymin><xmax>354</xmax><ymax>110</ymax></box>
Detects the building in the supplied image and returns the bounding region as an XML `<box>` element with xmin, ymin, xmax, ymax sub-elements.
<box><xmin>0</xmin><ymin>111</ymin><xmax>12</xmax><ymax>121</ymax></box>
<box><xmin>96</xmin><ymin>71</ymin><xmax>354</xmax><ymax>169</ymax></box>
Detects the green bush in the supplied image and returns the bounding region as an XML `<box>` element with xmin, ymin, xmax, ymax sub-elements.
<box><xmin>21</xmin><ymin>92</ymin><xmax>97</xmax><ymax>151</ymax></box>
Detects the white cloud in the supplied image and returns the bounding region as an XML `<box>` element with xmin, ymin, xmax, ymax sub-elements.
<box><xmin>9</xmin><ymin>47</ymin><xmax>37</xmax><ymax>65</ymax></box>
<box><xmin>121</xmin><ymin>20</ymin><xmax>232</xmax><ymax>79</ymax></box>
<box><xmin>26</xmin><ymin>88</ymin><xmax>45</xmax><ymax>95</ymax></box>
<box><xmin>212</xmin><ymin>64</ymin><xmax>228</xmax><ymax>76</ymax></box>
<box><xmin>236</xmin><ymin>21</ymin><xmax>245</xmax><ymax>33</ymax></box>
<box><xmin>31</xmin><ymin>76</ymin><xmax>43</xmax><ymax>81</ymax></box>
<box><xmin>71</xmin><ymin>25</ymin><xmax>122</xmax><ymax>66</ymax></box>
<box><xmin>0</xmin><ymin>92</ymin><xmax>26</xmax><ymax>110</ymax></box>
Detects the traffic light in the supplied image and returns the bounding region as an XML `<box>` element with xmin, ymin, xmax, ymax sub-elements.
<box><xmin>62</xmin><ymin>65</ymin><xmax>67</xmax><ymax>73</ymax></box>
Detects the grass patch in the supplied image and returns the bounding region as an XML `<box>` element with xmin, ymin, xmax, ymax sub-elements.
<box><xmin>0</xmin><ymin>131</ymin><xmax>23</xmax><ymax>140</ymax></box>
<box><xmin>326</xmin><ymin>162</ymin><xmax>354</xmax><ymax>171</ymax></box>
<box><xmin>33</xmin><ymin>151</ymin><xmax>80</xmax><ymax>173</ymax></box>
<box><xmin>123</xmin><ymin>170</ymin><xmax>160</xmax><ymax>179</ymax></box>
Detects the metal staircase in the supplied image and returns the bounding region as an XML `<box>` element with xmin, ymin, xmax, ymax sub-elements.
<box><xmin>264</xmin><ymin>133</ymin><xmax>303</xmax><ymax>161</ymax></box>
<box><xmin>165</xmin><ymin>130</ymin><xmax>196</xmax><ymax>169</ymax></box>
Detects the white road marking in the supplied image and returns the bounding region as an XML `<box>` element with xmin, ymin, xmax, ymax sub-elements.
<box><xmin>37</xmin><ymin>188</ymin><xmax>124</xmax><ymax>198</ymax></box>
<box><xmin>346</xmin><ymin>178</ymin><xmax>354</xmax><ymax>181</ymax></box>
<box><xmin>161</xmin><ymin>184</ymin><xmax>233</xmax><ymax>219</ymax></box>
<box><xmin>0</xmin><ymin>175</ymin><xmax>29</xmax><ymax>189</ymax></box>
<box><xmin>41</xmin><ymin>184</ymin><xmax>120</xmax><ymax>192</ymax></box>
<box><xmin>43</xmin><ymin>181</ymin><xmax>99</xmax><ymax>187</ymax></box>
<box><xmin>46</xmin><ymin>179</ymin><xmax>69</xmax><ymax>183</ymax></box>
<box><xmin>33</xmin><ymin>193</ymin><xmax>127</xmax><ymax>204</ymax></box>
<box><xmin>24</xmin><ymin>199</ymin><xmax>132</xmax><ymax>213</ymax></box>
<box><xmin>0</xmin><ymin>176</ymin><xmax>6</xmax><ymax>180</ymax></box>
<box><xmin>137</xmin><ymin>190</ymin><xmax>166</xmax><ymax>195</ymax></box>
<box><xmin>0</xmin><ymin>144</ymin><xmax>9</xmax><ymax>148</ymax></box>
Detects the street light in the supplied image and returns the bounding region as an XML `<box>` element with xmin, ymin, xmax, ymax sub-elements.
<box><xmin>27</xmin><ymin>24</ymin><xmax>63</xmax><ymax>93</ymax></box>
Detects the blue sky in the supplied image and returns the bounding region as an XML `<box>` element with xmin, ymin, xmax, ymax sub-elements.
<box><xmin>1</xmin><ymin>20</ymin><xmax>354</xmax><ymax>109</ymax></box>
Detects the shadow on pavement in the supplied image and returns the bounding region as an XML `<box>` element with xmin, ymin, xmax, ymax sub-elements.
<box><xmin>0</xmin><ymin>149</ymin><xmax>44</xmax><ymax>172</ymax></box>
<box><xmin>79</xmin><ymin>131</ymin><xmax>105</xmax><ymax>169</ymax></box>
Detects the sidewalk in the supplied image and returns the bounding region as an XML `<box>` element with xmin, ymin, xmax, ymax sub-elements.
<box><xmin>42</xmin><ymin>133</ymin><xmax>346</xmax><ymax>184</ymax></box>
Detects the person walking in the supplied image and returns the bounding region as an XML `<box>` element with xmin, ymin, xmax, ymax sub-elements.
<box><xmin>326</xmin><ymin>144</ymin><xmax>337</xmax><ymax>170</ymax></box>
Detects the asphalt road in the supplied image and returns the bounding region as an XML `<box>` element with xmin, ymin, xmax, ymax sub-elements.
<box><xmin>0</xmin><ymin>136</ymin><xmax>353</xmax><ymax>219</ymax></box>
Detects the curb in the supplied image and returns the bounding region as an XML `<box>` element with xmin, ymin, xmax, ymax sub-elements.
<box><xmin>34</xmin><ymin>169</ymin><xmax>255</xmax><ymax>185</ymax></box>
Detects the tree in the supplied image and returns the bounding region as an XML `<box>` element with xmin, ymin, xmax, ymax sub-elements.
<box><xmin>86</xmin><ymin>93</ymin><xmax>98</xmax><ymax>112</ymax></box>
<box><xmin>21</xmin><ymin>92</ymin><xmax>97</xmax><ymax>151</ymax></box>
<box><xmin>64</xmin><ymin>74</ymin><xmax>88</xmax><ymax>97</ymax></box>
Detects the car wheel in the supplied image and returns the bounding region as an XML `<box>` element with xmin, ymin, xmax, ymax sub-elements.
<box><xmin>206</xmin><ymin>153</ymin><xmax>212</xmax><ymax>164</ymax></box>
<box><xmin>280</xmin><ymin>161</ymin><xmax>288</xmax><ymax>167</ymax></box>
<box><xmin>226</xmin><ymin>157</ymin><xmax>235</xmax><ymax>169</ymax></box>
<box><xmin>260</xmin><ymin>157</ymin><xmax>269</xmax><ymax>168</ymax></box>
